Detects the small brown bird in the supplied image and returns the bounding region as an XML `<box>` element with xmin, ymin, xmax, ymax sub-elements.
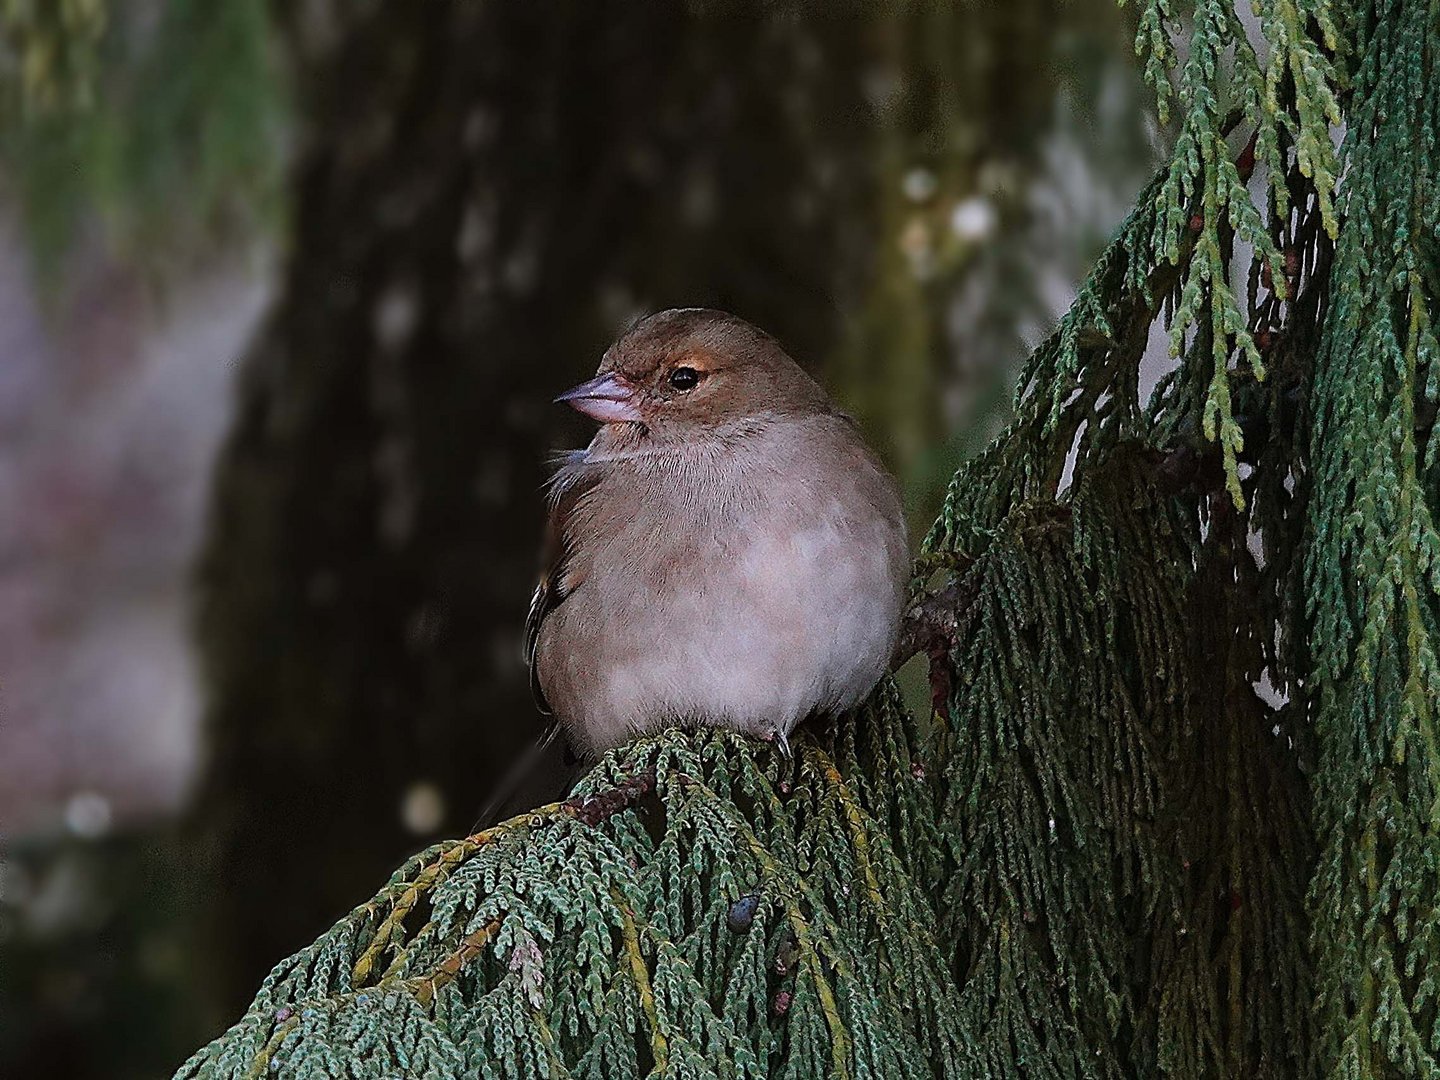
<box><xmin>526</xmin><ymin>308</ymin><xmax>908</xmax><ymax>758</ymax></box>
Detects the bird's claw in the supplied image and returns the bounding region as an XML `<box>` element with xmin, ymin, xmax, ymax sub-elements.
<box><xmin>774</xmin><ymin>729</ymin><xmax>792</xmax><ymax>761</ymax></box>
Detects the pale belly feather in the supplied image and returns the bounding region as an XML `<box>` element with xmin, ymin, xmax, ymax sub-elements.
<box><xmin>536</xmin><ymin>421</ymin><xmax>907</xmax><ymax>756</ymax></box>
<box><xmin>543</xmin><ymin>489</ymin><xmax>901</xmax><ymax>753</ymax></box>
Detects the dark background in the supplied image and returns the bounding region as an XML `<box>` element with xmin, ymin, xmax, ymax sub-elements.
<box><xmin>0</xmin><ymin>3</ymin><xmax>1158</xmax><ymax>1075</ymax></box>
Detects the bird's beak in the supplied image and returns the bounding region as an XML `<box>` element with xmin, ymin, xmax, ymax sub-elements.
<box><xmin>554</xmin><ymin>372</ymin><xmax>644</xmax><ymax>423</ymax></box>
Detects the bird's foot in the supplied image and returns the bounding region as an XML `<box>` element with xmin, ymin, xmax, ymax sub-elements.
<box><xmin>774</xmin><ymin>728</ymin><xmax>792</xmax><ymax>761</ymax></box>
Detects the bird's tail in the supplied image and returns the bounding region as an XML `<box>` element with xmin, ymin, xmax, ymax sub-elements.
<box><xmin>470</xmin><ymin>723</ymin><xmax>574</xmax><ymax>833</ymax></box>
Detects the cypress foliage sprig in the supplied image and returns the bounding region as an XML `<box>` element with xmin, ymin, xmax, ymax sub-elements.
<box><xmin>1128</xmin><ymin>0</ymin><xmax>1341</xmax><ymax>505</ymax></box>
<box><xmin>1306</xmin><ymin>0</ymin><xmax>1440</xmax><ymax>1074</ymax></box>
<box><xmin>926</xmin><ymin>455</ymin><xmax>1191</xmax><ymax>1078</ymax></box>
<box><xmin>917</xmin><ymin>0</ymin><xmax>1344</xmax><ymax>1071</ymax></box>
<box><xmin>176</xmin><ymin>723</ymin><xmax>969</xmax><ymax>1079</ymax></box>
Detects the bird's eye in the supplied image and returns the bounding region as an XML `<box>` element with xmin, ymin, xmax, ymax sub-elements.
<box><xmin>669</xmin><ymin>366</ymin><xmax>700</xmax><ymax>391</ymax></box>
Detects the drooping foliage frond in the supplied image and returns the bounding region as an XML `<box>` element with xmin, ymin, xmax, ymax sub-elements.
<box><xmin>917</xmin><ymin>0</ymin><xmax>1345</xmax><ymax>1069</ymax></box>
<box><xmin>1306</xmin><ymin>1</ymin><xmax>1440</xmax><ymax>1074</ymax></box>
<box><xmin>177</xmin><ymin>711</ymin><xmax>969</xmax><ymax>1079</ymax></box>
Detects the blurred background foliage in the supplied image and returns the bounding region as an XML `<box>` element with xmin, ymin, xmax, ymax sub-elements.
<box><xmin>0</xmin><ymin>2</ymin><xmax>1158</xmax><ymax>1076</ymax></box>
<box><xmin>0</xmin><ymin>0</ymin><xmax>285</xmax><ymax>280</ymax></box>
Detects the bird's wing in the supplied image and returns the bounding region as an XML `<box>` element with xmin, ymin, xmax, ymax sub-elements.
<box><xmin>525</xmin><ymin>462</ymin><xmax>599</xmax><ymax>715</ymax></box>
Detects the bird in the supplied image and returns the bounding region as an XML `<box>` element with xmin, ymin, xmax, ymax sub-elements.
<box><xmin>525</xmin><ymin>307</ymin><xmax>909</xmax><ymax>760</ymax></box>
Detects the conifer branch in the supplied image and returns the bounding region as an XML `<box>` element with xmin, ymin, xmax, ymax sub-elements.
<box><xmin>891</xmin><ymin>566</ymin><xmax>978</xmax><ymax>671</ymax></box>
<box><xmin>616</xmin><ymin>893</ymin><xmax>669</xmax><ymax>1073</ymax></box>
<box><xmin>406</xmin><ymin>917</ymin><xmax>505</xmax><ymax>1008</ymax></box>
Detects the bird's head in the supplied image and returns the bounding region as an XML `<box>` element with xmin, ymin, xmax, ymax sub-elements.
<box><xmin>555</xmin><ymin>309</ymin><xmax>830</xmax><ymax>443</ymax></box>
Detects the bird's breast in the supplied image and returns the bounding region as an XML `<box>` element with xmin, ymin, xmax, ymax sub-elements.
<box><xmin>539</xmin><ymin>430</ymin><xmax>906</xmax><ymax>754</ymax></box>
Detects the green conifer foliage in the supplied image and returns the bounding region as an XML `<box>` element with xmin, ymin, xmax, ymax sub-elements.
<box><xmin>0</xmin><ymin>0</ymin><xmax>285</xmax><ymax>276</ymax></box>
<box><xmin>172</xmin><ymin>0</ymin><xmax>1440</xmax><ymax>1076</ymax></box>
<box><xmin>1307</xmin><ymin>0</ymin><xmax>1440</xmax><ymax>1074</ymax></box>
<box><xmin>176</xmin><ymin>711</ymin><xmax>968</xmax><ymax>1079</ymax></box>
